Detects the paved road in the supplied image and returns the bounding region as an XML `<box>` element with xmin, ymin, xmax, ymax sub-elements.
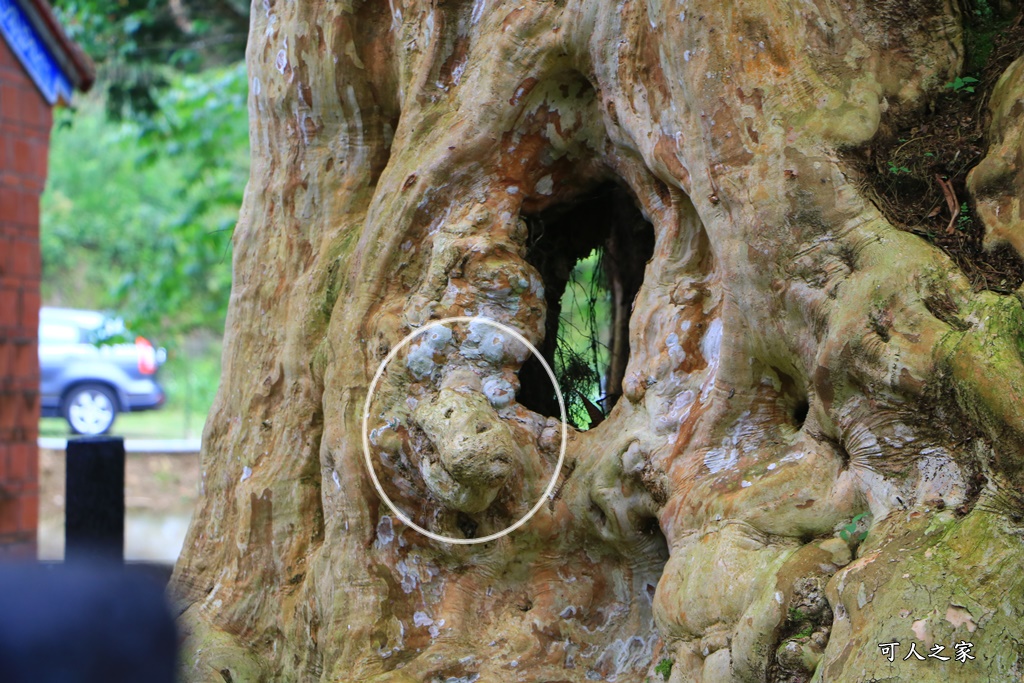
<box><xmin>38</xmin><ymin>437</ymin><xmax>201</xmax><ymax>454</ymax></box>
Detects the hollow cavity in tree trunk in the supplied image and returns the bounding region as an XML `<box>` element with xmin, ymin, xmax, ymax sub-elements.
<box><xmin>519</xmin><ymin>182</ymin><xmax>656</xmax><ymax>429</ymax></box>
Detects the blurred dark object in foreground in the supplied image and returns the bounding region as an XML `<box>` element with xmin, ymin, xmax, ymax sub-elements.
<box><xmin>65</xmin><ymin>436</ymin><xmax>125</xmax><ymax>563</ymax></box>
<box><xmin>0</xmin><ymin>563</ymin><xmax>177</xmax><ymax>683</ymax></box>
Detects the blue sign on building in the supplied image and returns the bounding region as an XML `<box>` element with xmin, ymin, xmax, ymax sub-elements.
<box><xmin>0</xmin><ymin>0</ymin><xmax>73</xmax><ymax>105</ymax></box>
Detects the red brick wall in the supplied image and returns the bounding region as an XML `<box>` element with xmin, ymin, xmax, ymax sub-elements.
<box><xmin>0</xmin><ymin>36</ymin><xmax>53</xmax><ymax>559</ymax></box>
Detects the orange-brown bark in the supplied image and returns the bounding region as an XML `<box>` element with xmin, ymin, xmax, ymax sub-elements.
<box><xmin>173</xmin><ymin>2</ymin><xmax>1024</xmax><ymax>681</ymax></box>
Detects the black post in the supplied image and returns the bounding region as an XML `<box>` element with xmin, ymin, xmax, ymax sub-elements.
<box><xmin>65</xmin><ymin>437</ymin><xmax>124</xmax><ymax>563</ymax></box>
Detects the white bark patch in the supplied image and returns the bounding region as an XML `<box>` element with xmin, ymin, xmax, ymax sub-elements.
<box><xmin>594</xmin><ymin>635</ymin><xmax>659</xmax><ymax>680</ymax></box>
<box><xmin>427</xmin><ymin>326</ymin><xmax>454</xmax><ymax>352</ymax></box>
<box><xmin>413</xmin><ymin>611</ymin><xmax>433</xmax><ymax>627</ymax></box>
<box><xmin>535</xmin><ymin>175</ymin><xmax>554</xmax><ymax>195</ymax></box>
<box><xmin>451</xmin><ymin>59</ymin><xmax>467</xmax><ymax>86</ymax></box>
<box><xmin>461</xmin><ymin>322</ymin><xmax>509</xmax><ymax>363</ymax></box>
<box><xmin>406</xmin><ymin>340</ymin><xmax>437</xmax><ymax>378</ymax></box>
<box><xmin>699</xmin><ymin>318</ymin><xmax>723</xmax><ymax>402</ymax></box>
<box><xmin>240</xmin><ymin>466</ymin><xmax>252</xmax><ymax>482</ymax></box>
<box><xmin>427</xmin><ymin>618</ymin><xmax>444</xmax><ymax>638</ymax></box>
<box><xmin>471</xmin><ymin>0</ymin><xmax>486</xmax><ymax>24</ymax></box>
<box><xmin>482</xmin><ymin>376</ymin><xmax>515</xmax><ymax>408</ymax></box>
<box><xmin>375</xmin><ymin>515</ymin><xmax>395</xmax><ymax>547</ymax></box>
<box><xmin>397</xmin><ymin>560</ymin><xmax>419</xmax><ymax>593</ymax></box>
<box><xmin>666</xmin><ymin>332</ymin><xmax>686</xmax><ymax>365</ymax></box>
<box><xmin>345</xmin><ymin>84</ymin><xmax>363</xmax><ymax>135</ymax></box>
<box><xmin>780</xmin><ymin>450</ymin><xmax>805</xmax><ymax>463</ymax></box>
<box><xmin>388</xmin><ymin>0</ymin><xmax>402</xmax><ymax>29</ymax></box>
<box><xmin>395</xmin><ymin>555</ymin><xmax>439</xmax><ymax>593</ymax></box>
<box><xmin>703</xmin><ymin>410</ymin><xmax>753</xmax><ymax>473</ymax></box>
<box><xmin>700</xmin><ymin>317</ymin><xmax>723</xmax><ymax>363</ymax></box>
<box><xmin>655</xmin><ymin>389</ymin><xmax>694</xmax><ymax>440</ymax></box>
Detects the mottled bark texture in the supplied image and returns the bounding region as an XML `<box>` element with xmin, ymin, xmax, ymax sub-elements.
<box><xmin>172</xmin><ymin>1</ymin><xmax>1024</xmax><ymax>681</ymax></box>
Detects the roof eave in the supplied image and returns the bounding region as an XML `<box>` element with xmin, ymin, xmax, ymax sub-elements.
<box><xmin>13</xmin><ymin>0</ymin><xmax>95</xmax><ymax>93</ymax></box>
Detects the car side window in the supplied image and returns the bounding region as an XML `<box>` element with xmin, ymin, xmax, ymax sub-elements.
<box><xmin>39</xmin><ymin>323</ymin><xmax>82</xmax><ymax>346</ymax></box>
<box><xmin>84</xmin><ymin>318</ymin><xmax>129</xmax><ymax>346</ymax></box>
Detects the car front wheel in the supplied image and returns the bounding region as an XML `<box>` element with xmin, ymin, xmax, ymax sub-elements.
<box><xmin>63</xmin><ymin>384</ymin><xmax>118</xmax><ymax>436</ymax></box>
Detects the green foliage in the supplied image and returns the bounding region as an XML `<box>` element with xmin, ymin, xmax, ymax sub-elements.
<box><xmin>158</xmin><ymin>335</ymin><xmax>222</xmax><ymax>435</ymax></box>
<box><xmin>959</xmin><ymin>0</ymin><xmax>1017</xmax><ymax>74</ymax></box>
<box><xmin>944</xmin><ymin>76</ymin><xmax>980</xmax><ymax>94</ymax></box>
<box><xmin>957</xmin><ymin>202</ymin><xmax>973</xmax><ymax>231</ymax></box>
<box><xmin>42</xmin><ymin>102</ymin><xmax>184</xmax><ymax>308</ymax></box>
<box><xmin>839</xmin><ymin>512</ymin><xmax>870</xmax><ymax>544</ymax></box>
<box><xmin>114</xmin><ymin>62</ymin><xmax>249</xmax><ymax>338</ymax></box>
<box><xmin>52</xmin><ymin>0</ymin><xmax>248</xmax><ymax>119</ymax></box>
<box><xmin>972</xmin><ymin>0</ymin><xmax>995</xmax><ymax>22</ymax></box>
<box><xmin>886</xmin><ymin>161</ymin><xmax>911</xmax><ymax>175</ymax></box>
<box><xmin>970</xmin><ymin>0</ymin><xmax>995</xmax><ymax>21</ymax></box>
<box><xmin>786</xmin><ymin>606</ymin><xmax>814</xmax><ymax>640</ymax></box>
<box><xmin>654</xmin><ymin>657</ymin><xmax>674</xmax><ymax>680</ymax></box>
<box><xmin>42</xmin><ymin>62</ymin><xmax>249</xmax><ymax>342</ymax></box>
<box><xmin>555</xmin><ymin>249</ymin><xmax>612</xmax><ymax>429</ymax></box>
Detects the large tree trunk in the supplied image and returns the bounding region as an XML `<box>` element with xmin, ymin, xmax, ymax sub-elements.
<box><xmin>172</xmin><ymin>1</ymin><xmax>1024</xmax><ymax>681</ymax></box>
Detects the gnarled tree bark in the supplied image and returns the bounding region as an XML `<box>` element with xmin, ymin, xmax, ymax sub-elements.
<box><xmin>172</xmin><ymin>1</ymin><xmax>1024</xmax><ymax>681</ymax></box>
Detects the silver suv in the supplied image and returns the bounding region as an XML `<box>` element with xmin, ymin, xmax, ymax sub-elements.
<box><xmin>38</xmin><ymin>308</ymin><xmax>166</xmax><ymax>435</ymax></box>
